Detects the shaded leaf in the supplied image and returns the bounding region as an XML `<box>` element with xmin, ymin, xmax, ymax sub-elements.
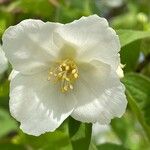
<box><xmin>122</xmin><ymin>73</ymin><xmax>150</xmax><ymax>140</ymax></box>
<box><xmin>111</xmin><ymin>117</ymin><xmax>128</xmax><ymax>144</ymax></box>
<box><xmin>15</xmin><ymin>123</ymin><xmax>71</xmax><ymax>150</ymax></box>
<box><xmin>120</xmin><ymin>40</ymin><xmax>141</xmax><ymax>72</ymax></box>
<box><xmin>69</xmin><ymin>117</ymin><xmax>92</xmax><ymax>150</ymax></box>
<box><xmin>122</xmin><ymin>73</ymin><xmax>150</xmax><ymax>125</ymax></box>
<box><xmin>0</xmin><ymin>80</ymin><xmax>9</xmax><ymax>109</ymax></box>
<box><xmin>0</xmin><ymin>143</ymin><xmax>26</xmax><ymax>150</ymax></box>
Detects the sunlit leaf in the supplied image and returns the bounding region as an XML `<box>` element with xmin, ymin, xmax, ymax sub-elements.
<box><xmin>117</xmin><ymin>30</ymin><xmax>150</xmax><ymax>47</ymax></box>
<box><xmin>0</xmin><ymin>108</ymin><xmax>17</xmax><ymax>138</ymax></box>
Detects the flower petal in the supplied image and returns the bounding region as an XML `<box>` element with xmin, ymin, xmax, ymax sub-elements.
<box><xmin>116</xmin><ymin>64</ymin><xmax>124</xmax><ymax>78</ymax></box>
<box><xmin>70</xmin><ymin>60</ymin><xmax>110</xmax><ymax>122</ymax></box>
<box><xmin>0</xmin><ymin>45</ymin><xmax>8</xmax><ymax>74</ymax></box>
<box><xmin>2</xmin><ymin>19</ymin><xmax>62</xmax><ymax>75</ymax></box>
<box><xmin>75</xmin><ymin>60</ymin><xmax>111</xmax><ymax>98</ymax></box>
<box><xmin>8</xmin><ymin>70</ymin><xmax>19</xmax><ymax>80</ymax></box>
<box><xmin>71</xmin><ymin>63</ymin><xmax>127</xmax><ymax>124</ymax></box>
<box><xmin>10</xmin><ymin>71</ymin><xmax>76</xmax><ymax>136</ymax></box>
<box><xmin>55</xmin><ymin>15</ymin><xmax>120</xmax><ymax>69</ymax></box>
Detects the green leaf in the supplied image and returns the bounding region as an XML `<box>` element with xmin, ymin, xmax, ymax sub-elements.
<box><xmin>117</xmin><ymin>30</ymin><xmax>150</xmax><ymax>72</ymax></box>
<box><xmin>0</xmin><ymin>19</ymin><xmax>6</xmax><ymax>35</ymax></box>
<box><xmin>96</xmin><ymin>143</ymin><xmax>128</xmax><ymax>150</ymax></box>
<box><xmin>16</xmin><ymin>123</ymin><xmax>72</xmax><ymax>150</ymax></box>
<box><xmin>122</xmin><ymin>73</ymin><xmax>150</xmax><ymax>140</ymax></box>
<box><xmin>0</xmin><ymin>108</ymin><xmax>17</xmax><ymax>138</ymax></box>
<box><xmin>117</xmin><ymin>30</ymin><xmax>150</xmax><ymax>47</ymax></box>
<box><xmin>0</xmin><ymin>80</ymin><xmax>10</xmax><ymax>109</ymax></box>
<box><xmin>111</xmin><ymin>117</ymin><xmax>128</xmax><ymax>144</ymax></box>
<box><xmin>120</xmin><ymin>40</ymin><xmax>141</xmax><ymax>72</ymax></box>
<box><xmin>141</xmin><ymin>38</ymin><xmax>150</xmax><ymax>55</ymax></box>
<box><xmin>0</xmin><ymin>143</ymin><xmax>26</xmax><ymax>150</ymax></box>
<box><xmin>56</xmin><ymin>0</ymin><xmax>91</xmax><ymax>23</ymax></box>
<box><xmin>69</xmin><ymin>117</ymin><xmax>92</xmax><ymax>150</ymax></box>
<box><xmin>89</xmin><ymin>142</ymin><xmax>98</xmax><ymax>150</ymax></box>
<box><xmin>10</xmin><ymin>0</ymin><xmax>55</xmax><ymax>22</ymax></box>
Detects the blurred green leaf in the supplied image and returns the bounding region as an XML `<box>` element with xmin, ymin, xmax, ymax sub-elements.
<box><xmin>0</xmin><ymin>143</ymin><xmax>26</xmax><ymax>150</ymax></box>
<box><xmin>0</xmin><ymin>80</ymin><xmax>9</xmax><ymax>109</ymax></box>
<box><xmin>111</xmin><ymin>13</ymin><xmax>137</xmax><ymax>30</ymax></box>
<box><xmin>0</xmin><ymin>108</ymin><xmax>17</xmax><ymax>138</ymax></box>
<box><xmin>89</xmin><ymin>142</ymin><xmax>98</xmax><ymax>150</ymax></box>
<box><xmin>0</xmin><ymin>14</ymin><xmax>12</xmax><ymax>38</ymax></box>
<box><xmin>111</xmin><ymin>117</ymin><xmax>128</xmax><ymax>144</ymax></box>
<box><xmin>141</xmin><ymin>38</ymin><xmax>150</xmax><ymax>55</ymax></box>
<box><xmin>96</xmin><ymin>143</ymin><xmax>128</xmax><ymax>150</ymax></box>
<box><xmin>0</xmin><ymin>19</ymin><xmax>6</xmax><ymax>35</ymax></box>
<box><xmin>56</xmin><ymin>0</ymin><xmax>91</xmax><ymax>23</ymax></box>
<box><xmin>117</xmin><ymin>30</ymin><xmax>150</xmax><ymax>47</ymax></box>
<box><xmin>122</xmin><ymin>73</ymin><xmax>150</xmax><ymax>140</ymax></box>
<box><xmin>9</xmin><ymin>0</ymin><xmax>55</xmax><ymax>22</ymax></box>
<box><xmin>15</xmin><ymin>124</ymin><xmax>71</xmax><ymax>150</ymax></box>
<box><xmin>69</xmin><ymin>117</ymin><xmax>92</xmax><ymax>150</ymax></box>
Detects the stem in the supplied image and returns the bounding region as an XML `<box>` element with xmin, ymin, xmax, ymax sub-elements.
<box><xmin>126</xmin><ymin>90</ymin><xmax>150</xmax><ymax>141</ymax></box>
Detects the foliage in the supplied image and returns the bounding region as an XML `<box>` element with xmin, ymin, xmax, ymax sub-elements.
<box><xmin>0</xmin><ymin>0</ymin><xmax>150</xmax><ymax>150</ymax></box>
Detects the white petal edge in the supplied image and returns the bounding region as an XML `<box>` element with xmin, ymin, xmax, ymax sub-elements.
<box><xmin>0</xmin><ymin>45</ymin><xmax>8</xmax><ymax>74</ymax></box>
<box><xmin>116</xmin><ymin>64</ymin><xmax>124</xmax><ymax>78</ymax></box>
<box><xmin>2</xmin><ymin>19</ymin><xmax>62</xmax><ymax>75</ymax></box>
<box><xmin>55</xmin><ymin>15</ymin><xmax>120</xmax><ymax>69</ymax></box>
<box><xmin>8</xmin><ymin>70</ymin><xmax>19</xmax><ymax>80</ymax></box>
<box><xmin>10</xmin><ymin>71</ymin><xmax>76</xmax><ymax>136</ymax></box>
<box><xmin>71</xmin><ymin>69</ymin><xmax>127</xmax><ymax>124</ymax></box>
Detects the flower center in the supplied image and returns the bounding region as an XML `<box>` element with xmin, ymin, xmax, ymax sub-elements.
<box><xmin>48</xmin><ymin>59</ymin><xmax>79</xmax><ymax>93</ymax></box>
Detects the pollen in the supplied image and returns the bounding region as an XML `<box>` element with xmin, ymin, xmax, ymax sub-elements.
<box><xmin>48</xmin><ymin>59</ymin><xmax>79</xmax><ymax>93</ymax></box>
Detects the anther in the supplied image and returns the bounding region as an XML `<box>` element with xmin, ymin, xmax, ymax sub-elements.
<box><xmin>65</xmin><ymin>77</ymin><xmax>70</xmax><ymax>81</ymax></box>
<box><xmin>70</xmin><ymin>85</ymin><xmax>73</xmax><ymax>90</ymax></box>
<box><xmin>62</xmin><ymin>63</ymin><xmax>66</xmax><ymax>67</ymax></box>
<box><xmin>64</xmin><ymin>86</ymin><xmax>68</xmax><ymax>91</ymax></box>
<box><xmin>59</xmin><ymin>67</ymin><xmax>63</xmax><ymax>71</ymax></box>
<box><xmin>65</xmin><ymin>66</ymin><xmax>70</xmax><ymax>71</ymax></box>
<box><xmin>48</xmin><ymin>59</ymin><xmax>79</xmax><ymax>93</ymax></box>
<box><xmin>72</xmin><ymin>69</ymin><xmax>76</xmax><ymax>74</ymax></box>
<box><xmin>74</xmin><ymin>73</ymin><xmax>78</xmax><ymax>78</ymax></box>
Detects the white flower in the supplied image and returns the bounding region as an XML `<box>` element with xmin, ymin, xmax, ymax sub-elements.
<box><xmin>0</xmin><ymin>45</ymin><xmax>8</xmax><ymax>74</ymax></box>
<box><xmin>116</xmin><ymin>63</ymin><xmax>125</xmax><ymax>78</ymax></box>
<box><xmin>2</xmin><ymin>15</ymin><xmax>127</xmax><ymax>136</ymax></box>
<box><xmin>8</xmin><ymin>70</ymin><xmax>19</xmax><ymax>81</ymax></box>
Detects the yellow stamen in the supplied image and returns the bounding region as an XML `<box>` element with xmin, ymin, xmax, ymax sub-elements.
<box><xmin>72</xmin><ymin>69</ymin><xmax>76</xmax><ymax>74</ymax></box>
<box><xmin>65</xmin><ymin>66</ymin><xmax>70</xmax><ymax>71</ymax></box>
<box><xmin>74</xmin><ymin>73</ymin><xmax>78</xmax><ymax>79</ymax></box>
<box><xmin>48</xmin><ymin>59</ymin><xmax>79</xmax><ymax>93</ymax></box>
<box><xmin>70</xmin><ymin>85</ymin><xmax>73</xmax><ymax>90</ymax></box>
